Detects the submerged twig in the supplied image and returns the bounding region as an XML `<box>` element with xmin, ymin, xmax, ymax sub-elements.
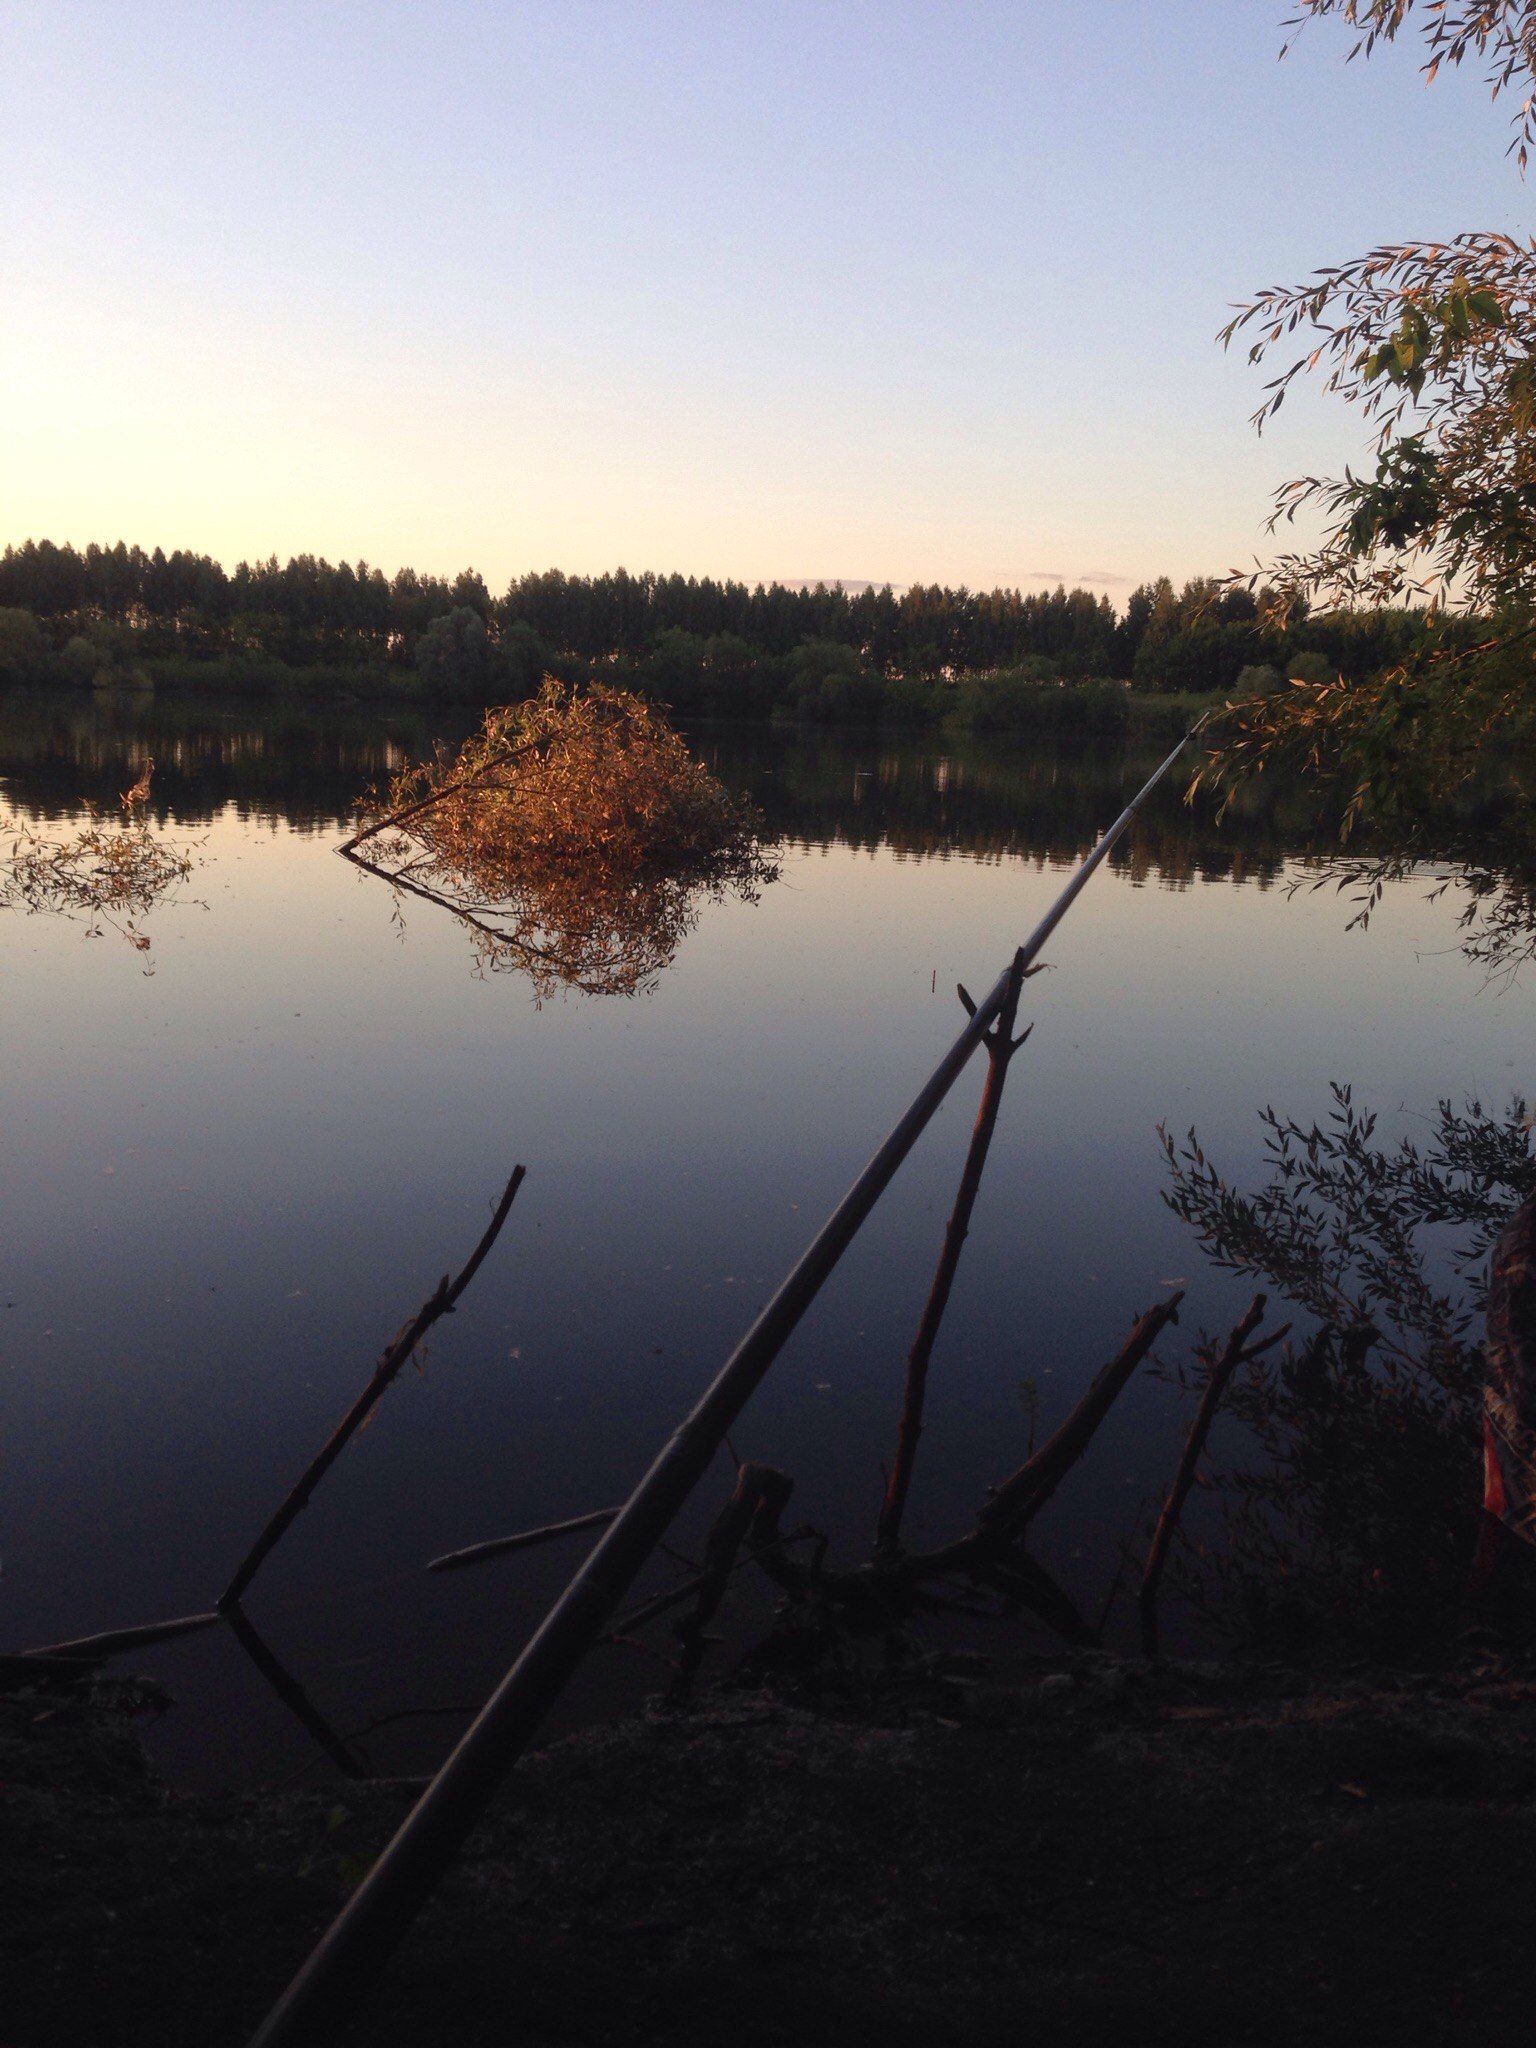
<box><xmin>670</xmin><ymin>1464</ymin><xmax>795</xmax><ymax>1697</ymax></box>
<box><xmin>224</xmin><ymin>1605</ymin><xmax>369</xmax><ymax>1779</ymax></box>
<box><xmin>426</xmin><ymin>1507</ymin><xmax>621</xmax><ymax>1573</ymax></box>
<box><xmin>877</xmin><ymin>954</ymin><xmax>1032</xmax><ymax>1557</ymax></box>
<box><xmin>220</xmin><ymin>1166</ymin><xmax>526</xmax><ymax>1610</ymax></box>
<box><xmin>14</xmin><ymin>1611</ymin><xmax>221</xmax><ymax>1662</ymax></box>
<box><xmin>1138</xmin><ymin>1295</ymin><xmax>1280</xmax><ymax>1658</ymax></box>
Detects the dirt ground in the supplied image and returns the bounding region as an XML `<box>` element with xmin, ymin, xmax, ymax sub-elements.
<box><xmin>6</xmin><ymin>1649</ymin><xmax>1536</xmax><ymax>2048</ymax></box>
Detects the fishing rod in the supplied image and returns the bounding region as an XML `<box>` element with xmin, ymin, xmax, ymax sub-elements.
<box><xmin>247</xmin><ymin>716</ymin><xmax>1210</xmax><ymax>2048</ymax></box>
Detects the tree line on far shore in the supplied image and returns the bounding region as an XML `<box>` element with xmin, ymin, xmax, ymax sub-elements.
<box><xmin>0</xmin><ymin>537</ymin><xmax>1440</xmax><ymax>733</ymax></box>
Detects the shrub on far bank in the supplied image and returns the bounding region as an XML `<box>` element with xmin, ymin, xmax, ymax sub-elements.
<box><xmin>1234</xmin><ymin>663</ymin><xmax>1287</xmax><ymax>698</ymax></box>
<box><xmin>1285</xmin><ymin>650</ymin><xmax>1336</xmax><ymax>686</ymax></box>
<box><xmin>947</xmin><ymin>670</ymin><xmax>1130</xmax><ymax>737</ymax></box>
<box><xmin>0</xmin><ymin>608</ymin><xmax>153</xmax><ymax>691</ymax></box>
<box><xmin>781</xmin><ymin>639</ymin><xmax>888</xmax><ymax>724</ymax></box>
<box><xmin>0</xmin><ymin>607</ymin><xmax>49</xmax><ymax>685</ymax></box>
<box><xmin>879</xmin><ymin>675</ymin><xmax>945</xmax><ymax>728</ymax></box>
<box><xmin>1124</xmin><ymin>690</ymin><xmax>1228</xmax><ymax>745</ymax></box>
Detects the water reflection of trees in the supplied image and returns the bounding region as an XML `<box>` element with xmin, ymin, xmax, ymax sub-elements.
<box><xmin>694</xmin><ymin>726</ymin><xmax>1331</xmax><ymax>887</ymax></box>
<box><xmin>1286</xmin><ymin>805</ymin><xmax>1536</xmax><ymax>985</ymax></box>
<box><xmin>0</xmin><ymin>693</ymin><xmax>460</xmax><ymax>830</ymax></box>
<box><xmin>8</xmin><ymin>694</ymin><xmax>1536</xmax><ymax>962</ymax></box>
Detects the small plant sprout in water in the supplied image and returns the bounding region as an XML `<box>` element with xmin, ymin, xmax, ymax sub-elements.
<box><xmin>0</xmin><ymin>760</ymin><xmax>200</xmax><ymax>970</ymax></box>
<box><xmin>340</xmin><ymin>680</ymin><xmax>779</xmax><ymax>999</ymax></box>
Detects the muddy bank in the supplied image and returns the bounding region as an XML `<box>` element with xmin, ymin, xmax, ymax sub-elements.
<box><xmin>6</xmin><ymin>1650</ymin><xmax>1536</xmax><ymax>2047</ymax></box>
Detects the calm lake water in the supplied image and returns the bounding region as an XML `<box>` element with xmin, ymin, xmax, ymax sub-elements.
<box><xmin>3</xmin><ymin>689</ymin><xmax>1530</xmax><ymax>1783</ymax></box>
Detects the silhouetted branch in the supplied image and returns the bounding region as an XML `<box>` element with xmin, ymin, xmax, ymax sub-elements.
<box><xmin>1138</xmin><ymin>1295</ymin><xmax>1280</xmax><ymax>1657</ymax></box>
<box><xmin>670</xmin><ymin>1464</ymin><xmax>796</xmax><ymax>1697</ymax></box>
<box><xmin>220</xmin><ymin>1166</ymin><xmax>526</xmax><ymax>1610</ymax></box>
<box><xmin>978</xmin><ymin>1549</ymin><xmax>1097</xmax><ymax>1645</ymax></box>
<box><xmin>426</xmin><ymin>1506</ymin><xmax>621</xmax><ymax>1573</ymax></box>
<box><xmin>225</xmin><ymin>1604</ymin><xmax>369</xmax><ymax>1779</ymax></box>
<box><xmin>877</xmin><ymin>955</ymin><xmax>1028</xmax><ymax>1558</ymax></box>
<box><xmin>973</xmin><ymin>1294</ymin><xmax>1186</xmax><ymax>1542</ymax></box>
<box><xmin>14</xmin><ymin>1611</ymin><xmax>221</xmax><ymax>1662</ymax></box>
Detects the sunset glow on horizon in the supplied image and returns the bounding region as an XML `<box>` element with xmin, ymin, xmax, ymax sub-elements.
<box><xmin>4</xmin><ymin>1</ymin><xmax>1525</xmax><ymax>595</ymax></box>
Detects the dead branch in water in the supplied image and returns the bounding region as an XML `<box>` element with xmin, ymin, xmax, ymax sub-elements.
<box><xmin>1138</xmin><ymin>1296</ymin><xmax>1288</xmax><ymax>1658</ymax></box>
<box><xmin>219</xmin><ymin>1165</ymin><xmax>526</xmax><ymax>1611</ymax></box>
<box><xmin>670</xmin><ymin>1464</ymin><xmax>796</xmax><ymax>1698</ymax></box>
<box><xmin>426</xmin><ymin>1506</ymin><xmax>622</xmax><ymax>1573</ymax></box>
<box><xmin>1</xmin><ymin>772</ymin><xmax>200</xmax><ymax>964</ymax></box>
<box><xmin>15</xmin><ymin>1611</ymin><xmax>221</xmax><ymax>1662</ymax></box>
<box><xmin>634</xmin><ymin>1298</ymin><xmax>1184</xmax><ymax>1680</ymax></box>
<box><xmin>337</xmin><ymin>737</ymin><xmax>544</xmax><ymax>856</ymax></box>
<box><xmin>971</xmin><ymin>1295</ymin><xmax>1186</xmax><ymax>1544</ymax></box>
<box><xmin>224</xmin><ymin>1605</ymin><xmax>369</xmax><ymax>1779</ymax></box>
<box><xmin>877</xmin><ymin>957</ymin><xmax>1033</xmax><ymax>1558</ymax></box>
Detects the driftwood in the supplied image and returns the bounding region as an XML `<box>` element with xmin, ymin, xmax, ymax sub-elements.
<box><xmin>876</xmin><ymin>962</ymin><xmax>1033</xmax><ymax>1557</ymax></box>
<box><xmin>654</xmin><ymin>1297</ymin><xmax>1184</xmax><ymax>1682</ymax></box>
<box><xmin>15</xmin><ymin>1611</ymin><xmax>221</xmax><ymax>1662</ymax></box>
<box><xmin>426</xmin><ymin>1507</ymin><xmax>621</xmax><ymax>1573</ymax></box>
<box><xmin>1137</xmin><ymin>1295</ymin><xmax>1288</xmax><ymax>1657</ymax></box>
<box><xmin>220</xmin><ymin>1166</ymin><xmax>526</xmax><ymax>1610</ymax></box>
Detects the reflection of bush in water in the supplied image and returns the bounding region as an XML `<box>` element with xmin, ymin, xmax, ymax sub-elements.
<box><xmin>355</xmin><ymin>682</ymin><xmax>778</xmax><ymax>999</ymax></box>
<box><xmin>1</xmin><ymin>789</ymin><xmax>196</xmax><ymax>963</ymax></box>
<box><xmin>1161</xmin><ymin>1088</ymin><xmax>1536</xmax><ymax>1654</ymax></box>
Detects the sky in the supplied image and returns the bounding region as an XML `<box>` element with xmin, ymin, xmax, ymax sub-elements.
<box><xmin>2</xmin><ymin>0</ymin><xmax>1529</xmax><ymax>599</ymax></box>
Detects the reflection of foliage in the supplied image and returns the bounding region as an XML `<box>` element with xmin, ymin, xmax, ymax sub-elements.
<box><xmin>0</xmin><ymin>692</ymin><xmax>1328</xmax><ymax>878</ymax></box>
<box><xmin>348</xmin><ymin>681</ymin><xmax>778</xmax><ymax>999</ymax></box>
<box><xmin>1285</xmin><ymin>829</ymin><xmax>1536</xmax><ymax>984</ymax></box>
<box><xmin>1159</xmin><ymin>1086</ymin><xmax>1536</xmax><ymax>1650</ymax></box>
<box><xmin>1</xmin><ymin>782</ymin><xmax>197</xmax><ymax>965</ymax></box>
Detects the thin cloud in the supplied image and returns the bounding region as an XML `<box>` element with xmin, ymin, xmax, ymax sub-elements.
<box><xmin>1023</xmin><ymin>568</ymin><xmax>1134</xmax><ymax>588</ymax></box>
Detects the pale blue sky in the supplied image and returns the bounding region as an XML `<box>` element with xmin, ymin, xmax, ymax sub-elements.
<box><xmin>2</xmin><ymin>1</ymin><xmax>1526</xmax><ymax>595</ymax></box>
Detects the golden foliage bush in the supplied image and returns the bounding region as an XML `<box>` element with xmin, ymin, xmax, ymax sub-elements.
<box><xmin>349</xmin><ymin>681</ymin><xmax>778</xmax><ymax>998</ymax></box>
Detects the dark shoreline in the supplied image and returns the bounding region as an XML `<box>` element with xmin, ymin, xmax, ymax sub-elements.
<box><xmin>9</xmin><ymin>1647</ymin><xmax>1536</xmax><ymax>2047</ymax></box>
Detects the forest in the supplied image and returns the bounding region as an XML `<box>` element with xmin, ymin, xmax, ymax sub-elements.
<box><xmin>0</xmin><ymin>537</ymin><xmax>1436</xmax><ymax>730</ymax></box>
